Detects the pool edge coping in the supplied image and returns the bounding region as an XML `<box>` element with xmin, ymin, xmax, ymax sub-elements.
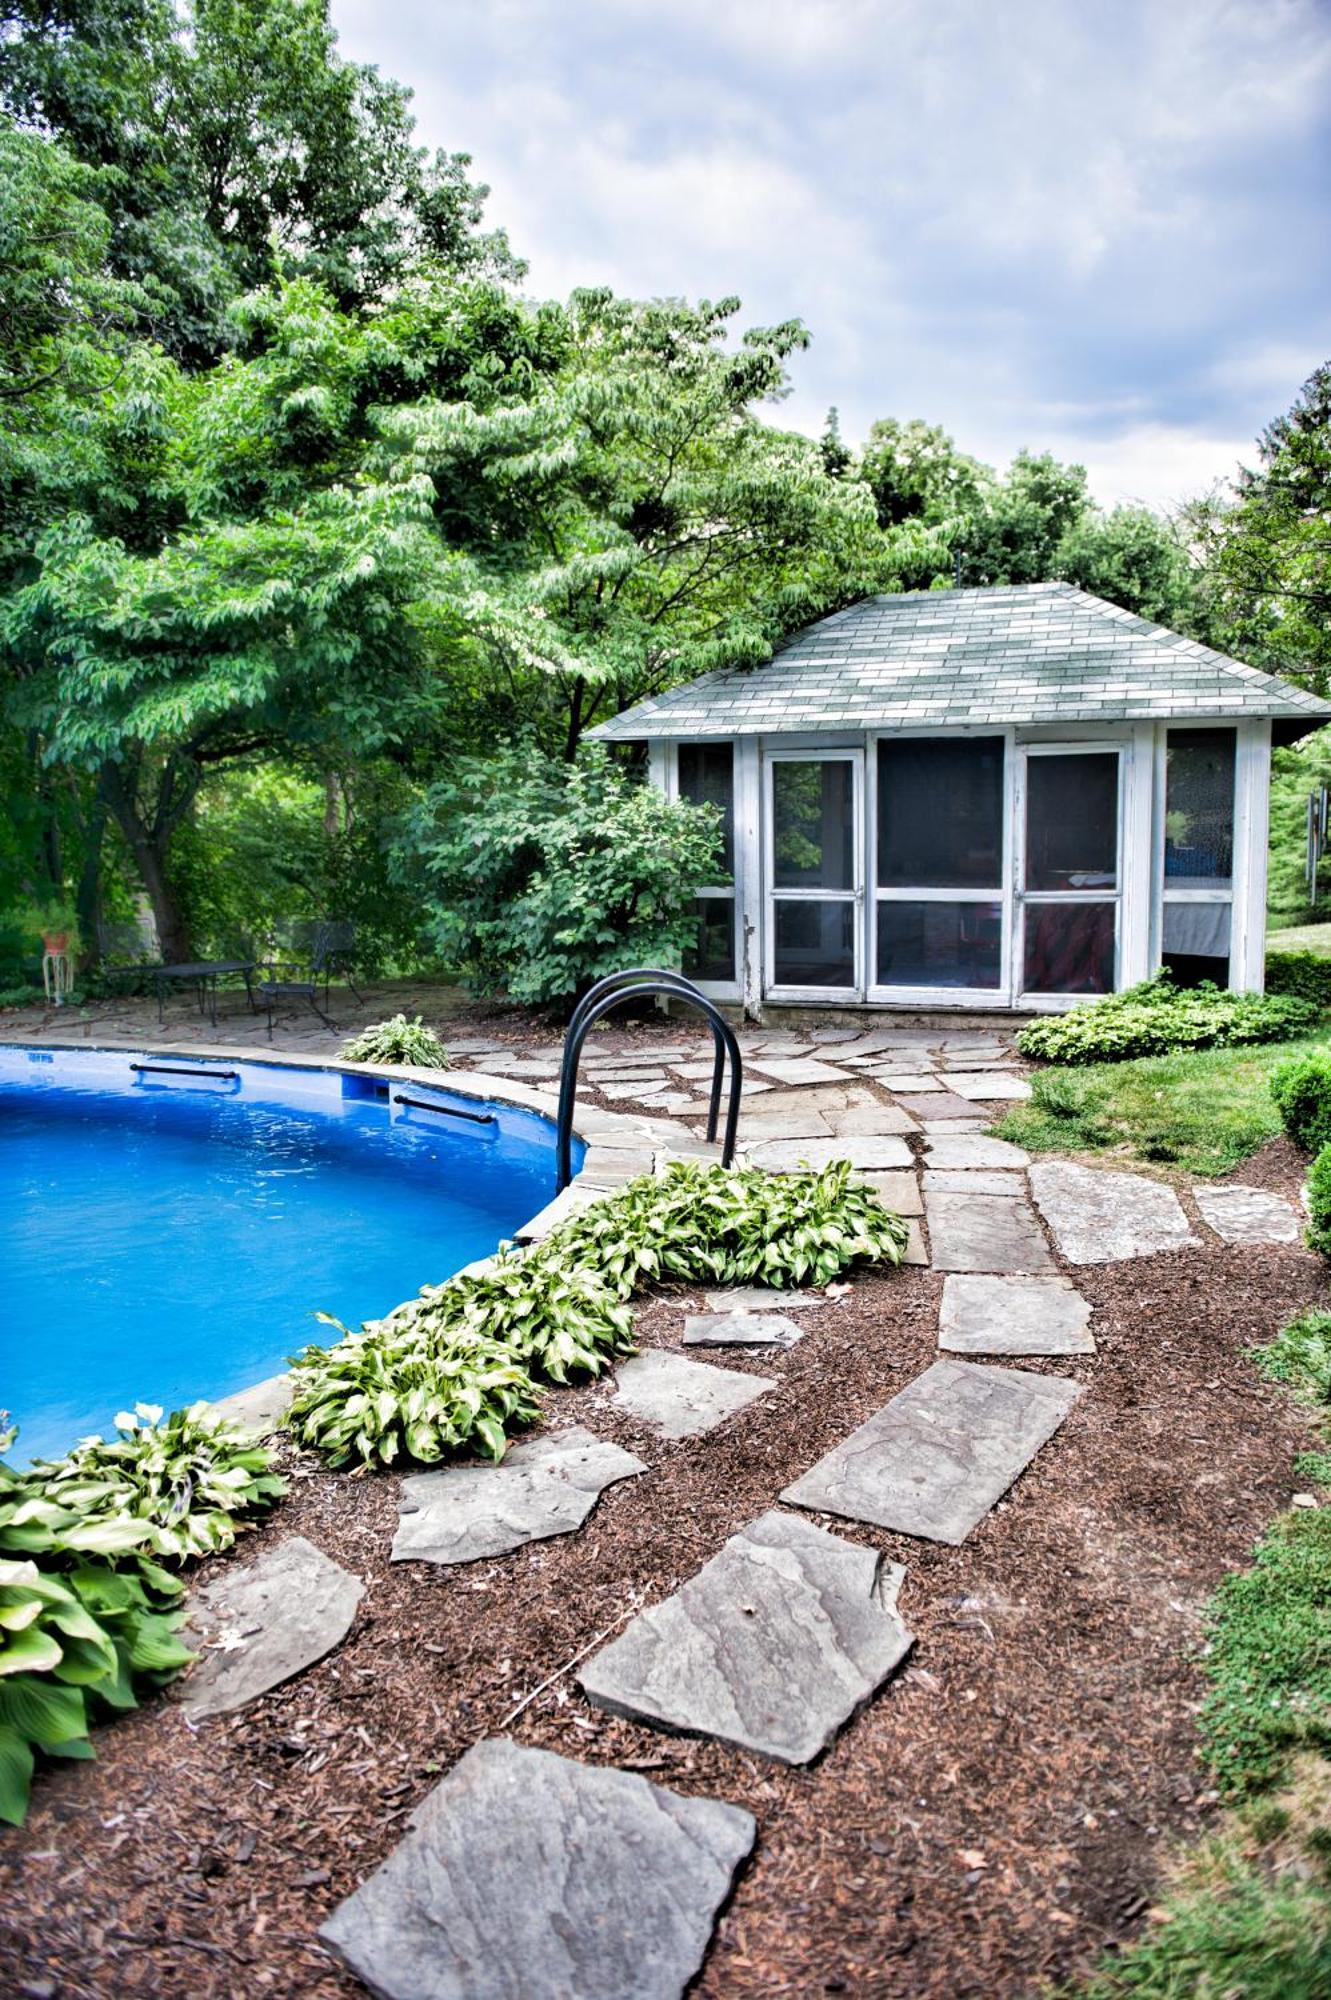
<box><xmin>0</xmin><ymin>1037</ymin><xmax>722</xmax><ymax>1439</ymax></box>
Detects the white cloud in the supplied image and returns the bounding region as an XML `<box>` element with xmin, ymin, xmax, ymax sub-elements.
<box><xmin>331</xmin><ymin>0</ymin><xmax>1331</xmax><ymax>510</ymax></box>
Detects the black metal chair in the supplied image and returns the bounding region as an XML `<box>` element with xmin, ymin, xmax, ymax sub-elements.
<box><xmin>254</xmin><ymin>920</ymin><xmax>359</xmax><ymax>1037</ymax></box>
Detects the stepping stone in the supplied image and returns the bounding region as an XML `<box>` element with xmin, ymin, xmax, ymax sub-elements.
<box><xmin>881</xmin><ymin>1072</ymin><xmax>942</xmax><ymax>1092</ymax></box>
<box><xmin>580</xmin><ymin>1145</ymin><xmax>655</xmax><ymax>1184</ymax></box>
<box><xmin>737</xmin><ymin>1107</ymin><xmax>834</xmax><ymax>1141</ymax></box>
<box><xmin>925</xmin><ymin>1134</ymin><xmax>1030</xmax><ymax>1170</ymax></box>
<box><xmin>612</xmin><ymin>1350</ymin><xmax>774</xmax><ymax>1438</ymax></box>
<box><xmin>852</xmin><ymin>1169</ymin><xmax>923</xmax><ymax>1215</ymax></box>
<box><xmin>702</xmin><ymin>1285</ymin><xmax>820</xmax><ymax>1312</ymax></box>
<box><xmin>1030</xmin><ymin>1161</ymin><xmax>1195</xmax><ymax>1264</ymax></box>
<box><xmin>782</xmin><ymin>1359</ymin><xmax>1082</xmax><ymax>1544</ymax></box>
<box><xmin>824</xmin><ymin>1098</ymin><xmax>918</xmax><ymax>1137</ymax></box>
<box><xmin>683</xmin><ymin>1311</ymin><xmax>806</xmax><ymax>1349</ymax></box>
<box><xmin>899</xmin><ymin>1091</ymin><xmax>982</xmax><ymax>1121</ymax></box>
<box><xmin>939</xmin><ymin>1274</ymin><xmax>1095</xmax><ymax>1356</ymax></box>
<box><xmin>924</xmin><ymin>1192</ymin><xmax>1054</xmax><ymax>1273</ymax></box>
<box><xmin>391</xmin><ymin>1428</ymin><xmax>647</xmax><ymax>1567</ymax></box>
<box><xmin>183</xmin><ymin>1536</ymin><xmax>363</xmax><ymax>1720</ymax></box>
<box><xmin>940</xmin><ymin>1071</ymin><xmax>1032</xmax><ymax>1101</ymax></box>
<box><xmin>745</xmin><ymin>1057</ymin><xmax>850</xmax><ymax>1084</ymax></box>
<box><xmin>901</xmin><ymin>1218</ymin><xmax>928</xmax><ymax>1266</ymax></box>
<box><xmin>745</xmin><ymin>1135</ymin><xmax>913</xmax><ymax>1173</ymax></box>
<box><xmin>922</xmin><ymin>1168</ymin><xmax>1026</xmax><ymax>1197</ymax></box>
<box><xmin>319</xmin><ymin>1739</ymin><xmax>755</xmax><ymax>2000</ymax></box>
<box><xmin>579</xmin><ymin>1510</ymin><xmax>912</xmax><ymax>1764</ymax></box>
<box><xmin>1193</xmin><ymin>1184</ymin><xmax>1302</xmax><ymax>1245</ymax></box>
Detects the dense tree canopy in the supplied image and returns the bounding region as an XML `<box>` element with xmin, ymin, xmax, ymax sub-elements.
<box><xmin>0</xmin><ymin>2</ymin><xmax>1325</xmax><ymax>987</ymax></box>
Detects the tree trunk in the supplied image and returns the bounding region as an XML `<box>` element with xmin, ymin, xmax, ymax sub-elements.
<box><xmin>101</xmin><ymin>761</ymin><xmax>194</xmax><ymax>963</ymax></box>
<box><xmin>72</xmin><ymin>769</ymin><xmax>112</xmax><ymax>971</ymax></box>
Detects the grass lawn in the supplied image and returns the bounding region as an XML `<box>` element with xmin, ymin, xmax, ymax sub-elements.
<box><xmin>1269</xmin><ymin>921</ymin><xmax>1331</xmax><ymax>956</ymax></box>
<box><xmin>996</xmin><ymin>1033</ymin><xmax>1329</xmax><ymax>1178</ymax></box>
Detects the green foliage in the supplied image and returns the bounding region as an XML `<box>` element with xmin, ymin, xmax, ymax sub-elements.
<box><xmin>1266</xmin><ymin>949</ymin><xmax>1331</xmax><ymax>1008</ymax></box>
<box><xmin>288</xmin><ymin>1162</ymin><xmax>909</xmax><ymax>1468</ymax></box>
<box><xmin>996</xmin><ymin>1033</ymin><xmax>1328</xmax><ymax>1178</ymax></box>
<box><xmin>1267</xmin><ymin>730</ymin><xmax>1331</xmax><ymax>925</ymax></box>
<box><xmin>1295</xmin><ymin>1451</ymin><xmax>1331</xmax><ymax>1488</ymax></box>
<box><xmin>552</xmin><ymin>1158</ymin><xmax>910</xmax><ymax>1295</ymax></box>
<box><xmin>1072</xmin><ymin>1840</ymin><xmax>1331</xmax><ymax>1998</ymax></box>
<box><xmin>342</xmin><ymin>1014</ymin><xmax>449</xmax><ymax>1068</ymax></box>
<box><xmin>1252</xmin><ymin>1313</ymin><xmax>1331</xmax><ymax>1407</ymax></box>
<box><xmin>0</xmin><ymin>1404</ymin><xmax>284</xmax><ymax>1824</ymax></box>
<box><xmin>1016</xmin><ymin>977</ymin><xmax>1317</xmax><ymax>1066</ymax></box>
<box><xmin>1306</xmin><ymin>1146</ymin><xmax>1331</xmax><ymax>1260</ymax></box>
<box><xmin>400</xmin><ymin>743</ymin><xmax>726</xmax><ymax>1005</ymax></box>
<box><xmin>1197</xmin><ymin>1508</ymin><xmax>1331</xmax><ymax>1794</ymax></box>
<box><xmin>1270</xmin><ymin>1051</ymin><xmax>1331</xmax><ymax>1154</ymax></box>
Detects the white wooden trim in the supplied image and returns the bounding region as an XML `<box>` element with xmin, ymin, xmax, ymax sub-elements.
<box><xmin>1232</xmin><ymin>718</ymin><xmax>1271</xmax><ymax>992</ymax></box>
<box><xmin>1120</xmin><ymin>722</ymin><xmax>1156</xmax><ymax>986</ymax></box>
<box><xmin>763</xmin><ymin>747</ymin><xmax>865</xmax><ymax>1001</ymax></box>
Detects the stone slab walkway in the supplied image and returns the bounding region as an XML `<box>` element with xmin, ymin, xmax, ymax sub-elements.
<box><xmin>183</xmin><ymin>1536</ymin><xmax>363</xmax><ymax>1720</ymax></box>
<box><xmin>938</xmin><ymin>1274</ymin><xmax>1095</xmax><ymax>1356</ymax></box>
<box><xmin>579</xmin><ymin>1509</ymin><xmax>912</xmax><ymax>1765</ymax></box>
<box><xmin>1193</xmin><ymin>1183</ymin><xmax>1302</xmax><ymax>1244</ymax></box>
<box><xmin>782</xmin><ymin>1359</ymin><xmax>1083</xmax><ymax>1544</ymax></box>
<box><xmin>318</xmin><ymin>1738</ymin><xmax>757</xmax><ymax>2000</ymax></box>
<box><xmin>391</xmin><ymin>1428</ymin><xmax>646</xmax><ymax>1566</ymax></box>
<box><xmin>683</xmin><ymin>1311</ymin><xmax>806</xmax><ymax>1349</ymax></box>
<box><xmin>611</xmin><ymin>1349</ymin><xmax>774</xmax><ymax>1438</ymax></box>
<box><xmin>924</xmin><ymin>1191</ymin><xmax>1054</xmax><ymax>1274</ymax></box>
<box><xmin>1030</xmin><ymin>1161</ymin><xmax>1195</xmax><ymax>1264</ymax></box>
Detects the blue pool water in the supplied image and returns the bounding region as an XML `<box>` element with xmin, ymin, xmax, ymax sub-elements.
<box><xmin>0</xmin><ymin>1045</ymin><xmax>578</xmax><ymax>1462</ymax></box>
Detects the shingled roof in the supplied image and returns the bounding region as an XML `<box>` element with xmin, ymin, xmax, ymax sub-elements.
<box><xmin>591</xmin><ymin>583</ymin><xmax>1331</xmax><ymax>743</ymax></box>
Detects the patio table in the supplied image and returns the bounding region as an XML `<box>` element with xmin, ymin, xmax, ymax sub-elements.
<box><xmin>154</xmin><ymin>959</ymin><xmax>257</xmax><ymax>1029</ymax></box>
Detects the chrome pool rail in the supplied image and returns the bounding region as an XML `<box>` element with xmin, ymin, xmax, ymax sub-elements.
<box><xmin>555</xmin><ymin>969</ymin><xmax>742</xmax><ymax>1192</ymax></box>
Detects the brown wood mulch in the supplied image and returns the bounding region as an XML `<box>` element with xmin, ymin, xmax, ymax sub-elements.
<box><xmin>0</xmin><ymin>1037</ymin><xmax>1324</xmax><ymax>1998</ymax></box>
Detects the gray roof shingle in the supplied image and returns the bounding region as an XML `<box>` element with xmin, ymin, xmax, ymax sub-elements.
<box><xmin>590</xmin><ymin>584</ymin><xmax>1331</xmax><ymax>740</ymax></box>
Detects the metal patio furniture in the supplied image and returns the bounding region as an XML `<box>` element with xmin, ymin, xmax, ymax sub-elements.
<box><xmin>253</xmin><ymin>920</ymin><xmax>360</xmax><ymax>1037</ymax></box>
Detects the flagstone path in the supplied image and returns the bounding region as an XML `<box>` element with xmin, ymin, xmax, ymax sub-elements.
<box><xmin>91</xmin><ymin>996</ymin><xmax>1304</xmax><ymax>1996</ymax></box>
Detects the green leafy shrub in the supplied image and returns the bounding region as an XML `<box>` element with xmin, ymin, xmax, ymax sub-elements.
<box><xmin>1016</xmin><ymin>976</ymin><xmax>1316</xmax><ymax>1065</ymax></box>
<box><xmin>289</xmin><ymin>1162</ymin><xmax>909</xmax><ymax>1468</ymax></box>
<box><xmin>341</xmin><ymin>1014</ymin><xmax>449</xmax><ymax>1068</ymax></box>
<box><xmin>22</xmin><ymin>1403</ymin><xmax>288</xmax><ymax>1565</ymax></box>
<box><xmin>1266</xmin><ymin>948</ymin><xmax>1331</xmax><ymax>1011</ymax></box>
<box><xmin>393</xmin><ymin>742</ymin><xmax>725</xmax><ymax>1006</ymax></box>
<box><xmin>1270</xmin><ymin>1050</ymin><xmax>1331</xmax><ymax>1154</ymax></box>
<box><xmin>0</xmin><ymin>1407</ymin><xmax>284</xmax><ymax>1824</ymax></box>
<box><xmin>1309</xmin><ymin>1146</ymin><xmax>1331</xmax><ymax>1260</ymax></box>
<box><xmin>1197</xmin><ymin>1507</ymin><xmax>1331</xmax><ymax>1794</ymax></box>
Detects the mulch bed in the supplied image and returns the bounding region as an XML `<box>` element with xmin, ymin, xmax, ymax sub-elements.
<box><xmin>2</xmin><ymin>1212</ymin><xmax>1327</xmax><ymax>1999</ymax></box>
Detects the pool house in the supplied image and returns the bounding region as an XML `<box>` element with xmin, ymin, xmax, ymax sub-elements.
<box><xmin>592</xmin><ymin>583</ymin><xmax>1331</xmax><ymax>1015</ymax></box>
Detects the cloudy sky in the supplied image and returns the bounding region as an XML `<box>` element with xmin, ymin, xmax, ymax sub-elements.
<box><xmin>330</xmin><ymin>0</ymin><xmax>1330</xmax><ymax>510</ymax></box>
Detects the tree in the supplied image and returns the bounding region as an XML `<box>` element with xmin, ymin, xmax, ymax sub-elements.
<box><xmin>0</xmin><ymin>276</ymin><xmax>564</xmax><ymax>956</ymax></box>
<box><xmin>1053</xmin><ymin>504</ymin><xmax>1197</xmax><ymax>629</ymax></box>
<box><xmin>396</xmin><ymin>291</ymin><xmax>935</xmax><ymax>750</ymax></box>
<box><xmin>858</xmin><ymin>417</ymin><xmax>990</xmax><ymax>532</ymax></box>
<box><xmin>0</xmin><ymin>0</ymin><xmax>516</xmax><ymax>362</ymax></box>
<box><xmin>1207</xmin><ymin>364</ymin><xmax>1331</xmax><ymax>696</ymax></box>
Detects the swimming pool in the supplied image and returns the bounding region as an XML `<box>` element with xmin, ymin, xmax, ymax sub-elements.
<box><xmin>0</xmin><ymin>1045</ymin><xmax>579</xmax><ymax>1462</ymax></box>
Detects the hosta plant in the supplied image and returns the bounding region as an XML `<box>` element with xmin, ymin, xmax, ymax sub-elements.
<box><xmin>341</xmin><ymin>1014</ymin><xmax>449</xmax><ymax>1067</ymax></box>
<box><xmin>0</xmin><ymin>1407</ymin><xmax>284</xmax><ymax>1825</ymax></box>
<box><xmin>22</xmin><ymin>1403</ymin><xmax>287</xmax><ymax>1565</ymax></box>
<box><xmin>289</xmin><ymin>1161</ymin><xmax>909</xmax><ymax>1470</ymax></box>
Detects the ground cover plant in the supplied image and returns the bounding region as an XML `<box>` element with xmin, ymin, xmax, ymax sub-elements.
<box><xmin>0</xmin><ymin>1406</ymin><xmax>284</xmax><ymax>1825</ymax></box>
<box><xmin>341</xmin><ymin>1014</ymin><xmax>449</xmax><ymax>1068</ymax></box>
<box><xmin>996</xmin><ymin>1033</ymin><xmax>1329</xmax><ymax>1176</ymax></box>
<box><xmin>1016</xmin><ymin>976</ymin><xmax>1317</xmax><ymax>1066</ymax></box>
<box><xmin>287</xmin><ymin>1160</ymin><xmax>910</xmax><ymax>1468</ymax></box>
<box><xmin>1267</xmin><ymin>948</ymin><xmax>1331</xmax><ymax>1009</ymax></box>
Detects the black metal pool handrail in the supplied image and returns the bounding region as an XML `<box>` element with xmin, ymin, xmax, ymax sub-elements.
<box><xmin>555</xmin><ymin>968</ymin><xmax>742</xmax><ymax>1192</ymax></box>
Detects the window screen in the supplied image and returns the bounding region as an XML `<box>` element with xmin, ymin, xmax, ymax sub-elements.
<box><xmin>877</xmin><ymin>738</ymin><xmax>1004</xmax><ymax>888</ymax></box>
<box><xmin>1025</xmin><ymin>754</ymin><xmax>1119</xmax><ymax>891</ymax></box>
<box><xmin>677</xmin><ymin>743</ymin><xmax>734</xmax><ymax>878</ymax></box>
<box><xmin>1164</xmin><ymin>729</ymin><xmax>1235</xmax><ymax>888</ymax></box>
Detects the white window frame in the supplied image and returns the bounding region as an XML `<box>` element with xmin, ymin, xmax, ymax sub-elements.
<box><xmin>866</xmin><ymin>726</ymin><xmax>1014</xmax><ymax>1009</ymax></box>
<box><xmin>1015</xmin><ymin>741</ymin><xmax>1126</xmax><ymax>1009</ymax></box>
<box><xmin>763</xmin><ymin>746</ymin><xmax>865</xmax><ymax>1002</ymax></box>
